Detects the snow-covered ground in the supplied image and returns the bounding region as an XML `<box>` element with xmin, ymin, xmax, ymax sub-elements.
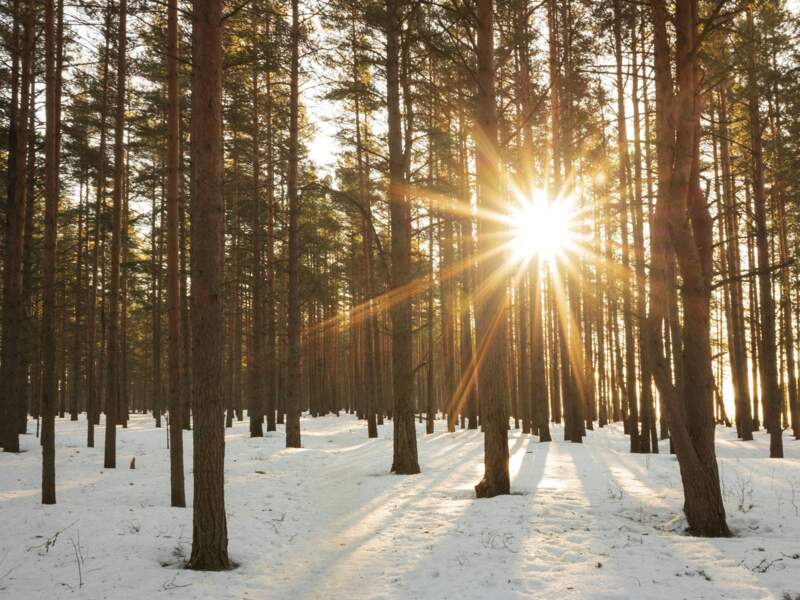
<box><xmin>1</xmin><ymin>414</ymin><xmax>799</xmax><ymax>600</ymax></box>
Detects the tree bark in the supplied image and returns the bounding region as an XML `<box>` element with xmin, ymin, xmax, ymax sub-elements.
<box><xmin>285</xmin><ymin>0</ymin><xmax>302</xmax><ymax>448</ymax></box>
<box><xmin>167</xmin><ymin>0</ymin><xmax>185</xmax><ymax>507</ymax></box>
<box><xmin>717</xmin><ymin>84</ymin><xmax>753</xmax><ymax>440</ymax></box>
<box><xmin>187</xmin><ymin>0</ymin><xmax>231</xmax><ymax>570</ymax></box>
<box><xmin>250</xmin><ymin>28</ymin><xmax>265</xmax><ymax>438</ymax></box>
<box><xmin>70</xmin><ymin>171</ymin><xmax>86</xmax><ymax>422</ymax></box>
<box><xmin>1</xmin><ymin>0</ymin><xmax>33</xmax><ymax>453</ymax></box>
<box><xmin>42</xmin><ymin>0</ymin><xmax>59</xmax><ymax>504</ymax></box>
<box><xmin>265</xmin><ymin>64</ymin><xmax>277</xmax><ymax>432</ymax></box>
<box><xmin>474</xmin><ymin>0</ymin><xmax>509</xmax><ymax>498</ymax></box>
<box><xmin>645</xmin><ymin>0</ymin><xmax>730</xmax><ymax>537</ymax></box>
<box><xmin>87</xmin><ymin>1</ymin><xmax>113</xmax><ymax>447</ymax></box>
<box><xmin>745</xmin><ymin>7</ymin><xmax>782</xmax><ymax>458</ymax></box>
<box><xmin>386</xmin><ymin>0</ymin><xmax>420</xmax><ymax>474</ymax></box>
<box><xmin>612</xmin><ymin>0</ymin><xmax>639</xmax><ymax>452</ymax></box>
<box><xmin>104</xmin><ymin>0</ymin><xmax>127</xmax><ymax>469</ymax></box>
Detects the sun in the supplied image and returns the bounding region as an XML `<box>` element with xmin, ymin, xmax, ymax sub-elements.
<box><xmin>508</xmin><ymin>190</ymin><xmax>577</xmax><ymax>264</ymax></box>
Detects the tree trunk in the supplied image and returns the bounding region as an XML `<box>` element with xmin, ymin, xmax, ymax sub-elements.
<box><xmin>386</xmin><ymin>0</ymin><xmax>420</xmax><ymax>474</ymax></box>
<box><xmin>718</xmin><ymin>84</ymin><xmax>753</xmax><ymax>440</ymax></box>
<box><xmin>1</xmin><ymin>0</ymin><xmax>33</xmax><ymax>453</ymax></box>
<box><xmin>104</xmin><ymin>0</ymin><xmax>127</xmax><ymax>470</ymax></box>
<box><xmin>167</xmin><ymin>0</ymin><xmax>185</xmax><ymax>507</ymax></box>
<box><xmin>474</xmin><ymin>0</ymin><xmax>509</xmax><ymax>498</ymax></box>
<box><xmin>746</xmin><ymin>7</ymin><xmax>782</xmax><ymax>458</ymax></box>
<box><xmin>152</xmin><ymin>180</ymin><xmax>163</xmax><ymax>428</ymax></box>
<box><xmin>645</xmin><ymin>0</ymin><xmax>729</xmax><ymax>537</ymax></box>
<box><xmin>531</xmin><ymin>263</ymin><xmax>551</xmax><ymax>441</ymax></box>
<box><xmin>285</xmin><ymin>0</ymin><xmax>302</xmax><ymax>448</ymax></box>
<box><xmin>41</xmin><ymin>0</ymin><xmax>59</xmax><ymax>503</ymax></box>
<box><xmin>87</xmin><ymin>1</ymin><xmax>113</xmax><ymax>447</ymax></box>
<box><xmin>612</xmin><ymin>0</ymin><xmax>639</xmax><ymax>452</ymax></box>
<box><xmin>70</xmin><ymin>171</ymin><xmax>85</xmax><ymax>422</ymax></box>
<box><xmin>265</xmin><ymin>64</ymin><xmax>277</xmax><ymax>432</ymax></box>
<box><xmin>250</xmin><ymin>32</ymin><xmax>265</xmax><ymax>438</ymax></box>
<box><xmin>187</xmin><ymin>0</ymin><xmax>231</xmax><ymax>571</ymax></box>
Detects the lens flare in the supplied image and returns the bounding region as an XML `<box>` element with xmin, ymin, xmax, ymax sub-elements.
<box><xmin>508</xmin><ymin>190</ymin><xmax>577</xmax><ymax>263</ymax></box>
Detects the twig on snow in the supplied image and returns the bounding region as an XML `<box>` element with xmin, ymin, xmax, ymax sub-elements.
<box><xmin>27</xmin><ymin>520</ymin><xmax>79</xmax><ymax>555</ymax></box>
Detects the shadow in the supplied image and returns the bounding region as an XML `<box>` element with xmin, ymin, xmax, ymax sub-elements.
<box><xmin>574</xmin><ymin>433</ymin><xmax>780</xmax><ymax>599</ymax></box>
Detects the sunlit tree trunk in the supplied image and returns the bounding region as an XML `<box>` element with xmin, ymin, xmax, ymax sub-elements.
<box><xmin>646</xmin><ymin>0</ymin><xmax>729</xmax><ymax>537</ymax></box>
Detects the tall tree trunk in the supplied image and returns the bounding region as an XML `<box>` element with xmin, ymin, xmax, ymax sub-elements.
<box><xmin>167</xmin><ymin>0</ymin><xmax>185</xmax><ymax>507</ymax></box>
<box><xmin>87</xmin><ymin>1</ymin><xmax>113</xmax><ymax>447</ymax></box>
<box><xmin>54</xmin><ymin>0</ymin><xmax>66</xmax><ymax>423</ymax></box>
<box><xmin>42</xmin><ymin>0</ymin><xmax>59</xmax><ymax>503</ymax></box>
<box><xmin>70</xmin><ymin>172</ymin><xmax>86</xmax><ymax>421</ymax></box>
<box><xmin>227</xmin><ymin>141</ymin><xmax>241</xmax><ymax>427</ymax></box>
<box><xmin>120</xmin><ymin>157</ymin><xmax>130</xmax><ymax>427</ymax></box>
<box><xmin>456</xmin><ymin>108</ymin><xmax>478</xmax><ymax>430</ymax></box>
<box><xmin>152</xmin><ymin>182</ymin><xmax>163</xmax><ymax>428</ymax></box>
<box><xmin>1</xmin><ymin>0</ymin><xmax>33</xmax><ymax>453</ymax></box>
<box><xmin>386</xmin><ymin>0</ymin><xmax>420</xmax><ymax>474</ymax></box>
<box><xmin>349</xmin><ymin>10</ymin><xmax>378</xmax><ymax>438</ymax></box>
<box><xmin>777</xmin><ymin>188</ymin><xmax>799</xmax><ymax>439</ymax></box>
<box><xmin>250</xmin><ymin>33</ymin><xmax>265</xmax><ymax>438</ymax></box>
<box><xmin>531</xmin><ymin>262</ymin><xmax>551</xmax><ymax>441</ymax></box>
<box><xmin>745</xmin><ymin>7</ymin><xmax>782</xmax><ymax>458</ymax></box>
<box><xmin>265</xmin><ymin>64</ymin><xmax>277</xmax><ymax>432</ymax></box>
<box><xmin>718</xmin><ymin>83</ymin><xmax>753</xmax><ymax>440</ymax></box>
<box><xmin>646</xmin><ymin>0</ymin><xmax>729</xmax><ymax>537</ymax></box>
<box><xmin>104</xmin><ymin>0</ymin><xmax>127</xmax><ymax>469</ymax></box>
<box><xmin>188</xmin><ymin>0</ymin><xmax>231</xmax><ymax>571</ymax></box>
<box><xmin>21</xmin><ymin>72</ymin><xmax>36</xmax><ymax>429</ymax></box>
<box><xmin>474</xmin><ymin>0</ymin><xmax>509</xmax><ymax>498</ymax></box>
<box><xmin>612</xmin><ymin>0</ymin><xmax>639</xmax><ymax>452</ymax></box>
<box><xmin>438</xmin><ymin>175</ymin><xmax>457</xmax><ymax>432</ymax></box>
<box><xmin>631</xmin><ymin>11</ymin><xmax>655</xmax><ymax>452</ymax></box>
<box><xmin>285</xmin><ymin>0</ymin><xmax>302</xmax><ymax>448</ymax></box>
<box><xmin>426</xmin><ymin>198</ymin><xmax>436</xmax><ymax>434</ymax></box>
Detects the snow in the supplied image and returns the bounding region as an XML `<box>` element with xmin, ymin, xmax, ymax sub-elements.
<box><xmin>1</xmin><ymin>414</ymin><xmax>799</xmax><ymax>599</ymax></box>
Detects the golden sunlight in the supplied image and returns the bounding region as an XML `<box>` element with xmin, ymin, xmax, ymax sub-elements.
<box><xmin>508</xmin><ymin>190</ymin><xmax>577</xmax><ymax>264</ymax></box>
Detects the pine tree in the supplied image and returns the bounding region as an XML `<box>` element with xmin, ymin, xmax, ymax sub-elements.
<box><xmin>187</xmin><ymin>0</ymin><xmax>231</xmax><ymax>571</ymax></box>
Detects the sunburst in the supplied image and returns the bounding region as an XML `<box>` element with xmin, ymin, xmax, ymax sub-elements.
<box><xmin>507</xmin><ymin>189</ymin><xmax>579</xmax><ymax>264</ymax></box>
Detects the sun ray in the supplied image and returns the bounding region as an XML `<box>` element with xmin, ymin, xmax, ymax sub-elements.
<box><xmin>503</xmin><ymin>188</ymin><xmax>581</xmax><ymax>265</ymax></box>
